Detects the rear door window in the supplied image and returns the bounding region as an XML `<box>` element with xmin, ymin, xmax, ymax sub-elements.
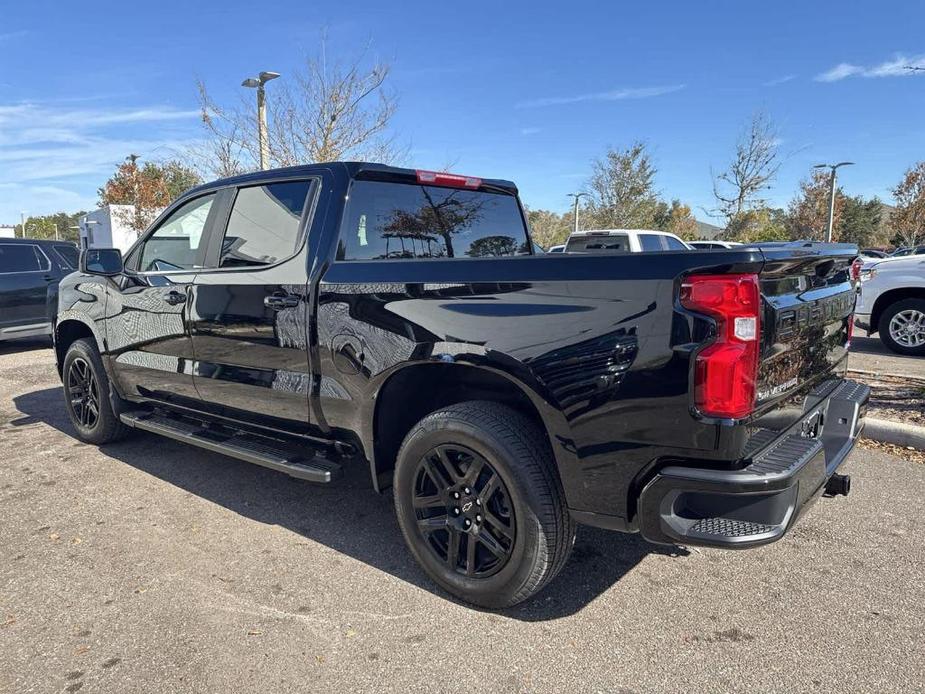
<box><xmin>216</xmin><ymin>180</ymin><xmax>312</xmax><ymax>268</ymax></box>
<box><xmin>53</xmin><ymin>244</ymin><xmax>79</xmax><ymax>269</ymax></box>
<box><xmin>639</xmin><ymin>234</ymin><xmax>664</xmax><ymax>252</ymax></box>
<box><xmin>338</xmin><ymin>180</ymin><xmax>529</xmax><ymax>260</ymax></box>
<box><xmin>0</xmin><ymin>244</ymin><xmax>48</xmax><ymax>273</ymax></box>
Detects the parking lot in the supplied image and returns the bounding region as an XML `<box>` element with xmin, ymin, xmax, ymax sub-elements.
<box><xmin>1</xmin><ymin>338</ymin><xmax>924</xmax><ymax>694</ymax></box>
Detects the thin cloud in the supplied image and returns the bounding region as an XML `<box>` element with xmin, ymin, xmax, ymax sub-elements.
<box><xmin>816</xmin><ymin>54</ymin><xmax>925</xmax><ymax>81</ymax></box>
<box><xmin>520</xmin><ymin>127</ymin><xmax>541</xmax><ymax>136</ymax></box>
<box><xmin>0</xmin><ymin>101</ymin><xmax>201</xmax><ymax>221</ymax></box>
<box><xmin>764</xmin><ymin>74</ymin><xmax>796</xmax><ymax>87</ymax></box>
<box><xmin>517</xmin><ymin>84</ymin><xmax>684</xmax><ymax>108</ymax></box>
<box><xmin>0</xmin><ymin>30</ymin><xmax>28</xmax><ymax>43</ymax></box>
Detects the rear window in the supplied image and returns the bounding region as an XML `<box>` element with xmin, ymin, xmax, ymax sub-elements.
<box><xmin>337</xmin><ymin>181</ymin><xmax>530</xmax><ymax>260</ymax></box>
<box><xmin>565</xmin><ymin>234</ymin><xmax>629</xmax><ymax>253</ymax></box>
<box><xmin>53</xmin><ymin>244</ymin><xmax>79</xmax><ymax>268</ymax></box>
<box><xmin>0</xmin><ymin>244</ymin><xmax>49</xmax><ymax>273</ymax></box>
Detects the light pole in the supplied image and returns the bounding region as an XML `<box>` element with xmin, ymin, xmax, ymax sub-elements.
<box><xmin>813</xmin><ymin>162</ymin><xmax>854</xmax><ymax>242</ymax></box>
<box><xmin>19</xmin><ymin>211</ymin><xmax>26</xmax><ymax>238</ymax></box>
<box><xmin>242</xmin><ymin>71</ymin><xmax>281</xmax><ymax>170</ymax></box>
<box><xmin>567</xmin><ymin>192</ymin><xmax>589</xmax><ymax>234</ymax></box>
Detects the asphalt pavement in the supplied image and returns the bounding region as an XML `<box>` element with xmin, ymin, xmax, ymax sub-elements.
<box><xmin>1</xmin><ymin>338</ymin><xmax>923</xmax><ymax>693</ymax></box>
<box><xmin>849</xmin><ymin>335</ymin><xmax>925</xmax><ymax>378</ymax></box>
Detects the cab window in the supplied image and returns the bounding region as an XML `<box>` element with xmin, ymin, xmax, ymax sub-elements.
<box><xmin>137</xmin><ymin>194</ymin><xmax>216</xmax><ymax>272</ymax></box>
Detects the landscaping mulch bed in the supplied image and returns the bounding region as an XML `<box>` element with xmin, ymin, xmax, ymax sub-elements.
<box><xmin>847</xmin><ymin>370</ymin><xmax>925</xmax><ymax>429</ymax></box>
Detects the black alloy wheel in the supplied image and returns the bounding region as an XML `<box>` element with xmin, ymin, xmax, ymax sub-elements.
<box><xmin>66</xmin><ymin>356</ymin><xmax>100</xmax><ymax>430</ymax></box>
<box><xmin>412</xmin><ymin>444</ymin><xmax>516</xmax><ymax>578</ymax></box>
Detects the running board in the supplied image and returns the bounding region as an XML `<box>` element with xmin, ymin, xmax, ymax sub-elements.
<box><xmin>119</xmin><ymin>411</ymin><xmax>342</xmax><ymax>483</ymax></box>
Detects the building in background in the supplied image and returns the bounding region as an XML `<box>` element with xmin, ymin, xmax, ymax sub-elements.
<box><xmin>0</xmin><ymin>226</ymin><xmax>15</xmax><ymax>239</ymax></box>
<box><xmin>78</xmin><ymin>205</ymin><xmax>140</xmax><ymax>252</ymax></box>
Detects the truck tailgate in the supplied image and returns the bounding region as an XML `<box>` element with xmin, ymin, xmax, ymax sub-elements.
<box><xmin>755</xmin><ymin>243</ymin><xmax>858</xmax><ymax>413</ymax></box>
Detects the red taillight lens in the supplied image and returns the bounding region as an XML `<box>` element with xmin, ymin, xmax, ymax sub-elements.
<box><xmin>680</xmin><ymin>273</ymin><xmax>761</xmax><ymax>419</ymax></box>
<box><xmin>846</xmin><ymin>314</ymin><xmax>855</xmax><ymax>347</ymax></box>
<box><xmin>850</xmin><ymin>258</ymin><xmax>862</xmax><ymax>283</ymax></box>
<box><xmin>415</xmin><ymin>170</ymin><xmax>482</xmax><ymax>189</ymax></box>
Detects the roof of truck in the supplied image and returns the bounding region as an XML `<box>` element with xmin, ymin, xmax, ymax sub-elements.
<box><xmin>186</xmin><ymin>162</ymin><xmax>519</xmax><ymax>197</ymax></box>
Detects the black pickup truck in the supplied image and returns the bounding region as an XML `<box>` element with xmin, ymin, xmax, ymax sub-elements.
<box><xmin>55</xmin><ymin>163</ymin><xmax>867</xmax><ymax>608</ymax></box>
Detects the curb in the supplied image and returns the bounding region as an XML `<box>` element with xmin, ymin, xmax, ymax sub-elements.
<box><xmin>848</xmin><ymin>368</ymin><xmax>925</xmax><ymax>384</ymax></box>
<box><xmin>862</xmin><ymin>418</ymin><xmax>925</xmax><ymax>451</ymax></box>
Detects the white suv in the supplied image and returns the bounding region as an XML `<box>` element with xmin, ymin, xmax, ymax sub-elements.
<box><xmin>856</xmin><ymin>254</ymin><xmax>925</xmax><ymax>356</ymax></box>
<box><xmin>565</xmin><ymin>229</ymin><xmax>692</xmax><ymax>253</ymax></box>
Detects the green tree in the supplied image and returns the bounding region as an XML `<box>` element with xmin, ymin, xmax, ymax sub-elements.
<box><xmin>16</xmin><ymin>211</ymin><xmax>86</xmax><ymax>242</ymax></box>
<box><xmin>890</xmin><ymin>161</ymin><xmax>925</xmax><ymax>247</ymax></box>
<box><xmin>725</xmin><ymin>208</ymin><xmax>789</xmax><ymax>242</ymax></box>
<box><xmin>654</xmin><ymin>199</ymin><xmax>698</xmax><ymax>240</ymax></box>
<box><xmin>786</xmin><ymin>170</ymin><xmax>844</xmax><ymax>241</ymax></box>
<box><xmin>585</xmin><ymin>142</ymin><xmax>660</xmax><ymax>229</ymax></box>
<box><xmin>839</xmin><ymin>196</ymin><xmax>883</xmax><ymax>248</ymax></box>
<box><xmin>526</xmin><ymin>208</ymin><xmax>570</xmax><ymax>249</ymax></box>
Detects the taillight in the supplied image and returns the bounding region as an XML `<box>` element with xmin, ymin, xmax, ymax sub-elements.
<box><xmin>846</xmin><ymin>314</ymin><xmax>855</xmax><ymax>347</ymax></box>
<box><xmin>416</xmin><ymin>170</ymin><xmax>482</xmax><ymax>189</ymax></box>
<box><xmin>850</xmin><ymin>258</ymin><xmax>862</xmax><ymax>283</ymax></box>
<box><xmin>680</xmin><ymin>273</ymin><xmax>761</xmax><ymax>419</ymax></box>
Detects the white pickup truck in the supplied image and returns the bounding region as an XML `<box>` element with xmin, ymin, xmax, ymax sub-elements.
<box><xmin>564</xmin><ymin>229</ymin><xmax>692</xmax><ymax>253</ymax></box>
<box><xmin>856</xmin><ymin>254</ymin><xmax>925</xmax><ymax>356</ymax></box>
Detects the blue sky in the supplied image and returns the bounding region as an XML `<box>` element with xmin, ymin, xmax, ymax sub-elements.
<box><xmin>1</xmin><ymin>0</ymin><xmax>924</xmax><ymax>224</ymax></box>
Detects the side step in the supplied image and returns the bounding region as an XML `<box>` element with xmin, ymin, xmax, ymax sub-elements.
<box><xmin>120</xmin><ymin>411</ymin><xmax>342</xmax><ymax>483</ymax></box>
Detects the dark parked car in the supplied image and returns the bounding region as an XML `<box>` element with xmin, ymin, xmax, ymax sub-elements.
<box><xmin>0</xmin><ymin>238</ymin><xmax>78</xmax><ymax>342</ymax></box>
<box><xmin>889</xmin><ymin>245</ymin><xmax>925</xmax><ymax>257</ymax></box>
<box><xmin>54</xmin><ymin>163</ymin><xmax>867</xmax><ymax>608</ymax></box>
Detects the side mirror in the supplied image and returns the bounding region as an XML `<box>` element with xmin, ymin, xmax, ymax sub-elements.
<box><xmin>80</xmin><ymin>248</ymin><xmax>123</xmax><ymax>276</ymax></box>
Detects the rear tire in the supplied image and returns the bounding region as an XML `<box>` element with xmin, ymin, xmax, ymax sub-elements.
<box><xmin>878</xmin><ymin>298</ymin><xmax>925</xmax><ymax>356</ymax></box>
<box><xmin>62</xmin><ymin>338</ymin><xmax>131</xmax><ymax>444</ymax></box>
<box><xmin>393</xmin><ymin>401</ymin><xmax>576</xmax><ymax>609</ymax></box>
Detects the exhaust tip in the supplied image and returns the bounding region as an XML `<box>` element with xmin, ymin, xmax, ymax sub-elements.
<box><xmin>824</xmin><ymin>473</ymin><xmax>851</xmax><ymax>497</ymax></box>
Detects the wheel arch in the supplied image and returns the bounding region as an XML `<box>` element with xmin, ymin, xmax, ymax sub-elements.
<box><xmin>366</xmin><ymin>361</ymin><xmax>575</xmax><ymax>495</ymax></box>
<box><xmin>870</xmin><ymin>287</ymin><xmax>925</xmax><ymax>335</ymax></box>
<box><xmin>53</xmin><ymin>315</ymin><xmax>103</xmax><ymax>378</ymax></box>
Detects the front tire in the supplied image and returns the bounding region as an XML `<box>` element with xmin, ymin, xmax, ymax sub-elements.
<box><xmin>393</xmin><ymin>401</ymin><xmax>575</xmax><ymax>609</ymax></box>
<box><xmin>878</xmin><ymin>298</ymin><xmax>925</xmax><ymax>356</ymax></box>
<box><xmin>62</xmin><ymin>338</ymin><xmax>131</xmax><ymax>444</ymax></box>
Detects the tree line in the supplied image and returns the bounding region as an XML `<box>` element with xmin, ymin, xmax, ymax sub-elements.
<box><xmin>14</xmin><ymin>43</ymin><xmax>925</xmax><ymax>251</ymax></box>
<box><xmin>529</xmin><ymin>113</ymin><xmax>925</xmax><ymax>250</ymax></box>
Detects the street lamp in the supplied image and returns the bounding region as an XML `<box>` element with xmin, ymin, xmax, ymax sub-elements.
<box><xmin>241</xmin><ymin>71</ymin><xmax>281</xmax><ymax>170</ymax></box>
<box><xmin>813</xmin><ymin>162</ymin><xmax>854</xmax><ymax>242</ymax></box>
<box><xmin>567</xmin><ymin>192</ymin><xmax>589</xmax><ymax>234</ymax></box>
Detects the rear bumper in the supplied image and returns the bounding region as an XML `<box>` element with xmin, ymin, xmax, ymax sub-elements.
<box><xmin>638</xmin><ymin>380</ymin><xmax>870</xmax><ymax>548</ymax></box>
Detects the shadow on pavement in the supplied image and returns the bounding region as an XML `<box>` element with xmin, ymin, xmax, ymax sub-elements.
<box><xmin>11</xmin><ymin>385</ymin><xmax>687</xmax><ymax>621</ymax></box>
<box><xmin>849</xmin><ymin>336</ymin><xmax>888</xmax><ymax>357</ymax></box>
<box><xmin>0</xmin><ymin>336</ymin><xmax>53</xmax><ymax>356</ymax></box>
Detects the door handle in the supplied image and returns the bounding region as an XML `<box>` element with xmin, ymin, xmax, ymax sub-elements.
<box><xmin>163</xmin><ymin>290</ymin><xmax>187</xmax><ymax>306</ymax></box>
<box><xmin>264</xmin><ymin>293</ymin><xmax>301</xmax><ymax>311</ymax></box>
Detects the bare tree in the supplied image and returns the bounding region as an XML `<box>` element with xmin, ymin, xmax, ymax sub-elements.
<box><xmin>196</xmin><ymin>38</ymin><xmax>403</xmax><ymax>176</ymax></box>
<box><xmin>712</xmin><ymin>112</ymin><xmax>781</xmax><ymax>224</ymax></box>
